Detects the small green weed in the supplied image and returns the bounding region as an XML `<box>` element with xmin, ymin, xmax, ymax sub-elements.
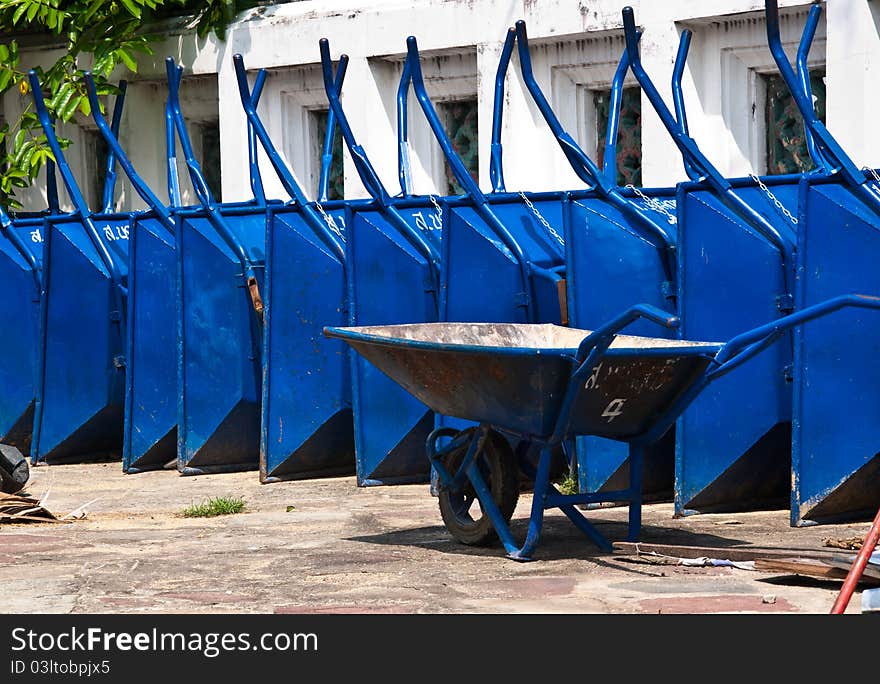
<box><xmin>181</xmin><ymin>496</ymin><xmax>246</xmax><ymax>518</ymax></box>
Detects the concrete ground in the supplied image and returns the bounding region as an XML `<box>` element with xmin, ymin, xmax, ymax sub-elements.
<box><xmin>1</xmin><ymin>462</ymin><xmax>874</xmax><ymax>614</ymax></box>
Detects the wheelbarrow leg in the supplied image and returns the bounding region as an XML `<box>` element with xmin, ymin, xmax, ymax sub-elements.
<box><xmin>627</xmin><ymin>444</ymin><xmax>644</xmax><ymax>542</ymax></box>
<box><xmin>461</xmin><ymin>442</ymin><xmax>521</xmax><ymax>556</ymax></box>
<box><xmin>507</xmin><ymin>445</ymin><xmax>554</xmax><ymax>561</ymax></box>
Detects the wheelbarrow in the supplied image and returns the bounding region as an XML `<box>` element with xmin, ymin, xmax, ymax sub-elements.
<box><xmin>319</xmin><ymin>38</ymin><xmax>460</xmax><ymax>486</ymax></box>
<box><xmin>622</xmin><ymin>4</ymin><xmax>828</xmax><ymax>515</ymax></box>
<box><xmin>83</xmin><ymin>66</ymin><xmax>267</xmax><ymax>473</ymax></box>
<box><xmin>29</xmin><ymin>71</ymin><xmax>132</xmax><ymax>464</ymax></box>
<box><xmin>493</xmin><ymin>22</ymin><xmax>682</xmax><ymax>501</ymax></box>
<box><xmin>763</xmin><ymin>0</ymin><xmax>880</xmax><ymax>524</ymax></box>
<box><xmin>326</xmin><ymin>294</ymin><xmax>880</xmax><ymax>560</ymax></box>
<box><xmin>0</xmin><ymin>163</ymin><xmax>60</xmax><ymax>454</ymax></box>
<box><xmin>232</xmin><ymin>52</ymin><xmax>367</xmax><ymax>482</ymax></box>
<box><xmin>164</xmin><ymin>57</ymin><xmax>292</xmax><ymax>475</ymax></box>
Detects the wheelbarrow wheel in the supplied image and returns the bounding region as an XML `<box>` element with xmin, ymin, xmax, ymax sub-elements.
<box><xmin>438</xmin><ymin>429</ymin><xmax>519</xmax><ymax>546</ymax></box>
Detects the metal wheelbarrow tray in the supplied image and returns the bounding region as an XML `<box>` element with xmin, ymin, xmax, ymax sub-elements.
<box><xmin>0</xmin><ymin>211</ymin><xmax>45</xmax><ymax>454</ymax></box>
<box><xmin>326</xmin><ymin>295</ymin><xmax>880</xmax><ymax>560</ymax></box>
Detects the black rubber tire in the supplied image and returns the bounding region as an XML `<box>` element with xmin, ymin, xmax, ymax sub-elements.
<box><xmin>438</xmin><ymin>429</ymin><xmax>519</xmax><ymax>546</ymax></box>
<box><xmin>0</xmin><ymin>445</ymin><xmax>29</xmax><ymax>494</ymax></box>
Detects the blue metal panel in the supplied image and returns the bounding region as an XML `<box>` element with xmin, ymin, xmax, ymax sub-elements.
<box><xmin>347</xmin><ymin>204</ymin><xmax>440</xmax><ymax>485</ymax></box>
<box><xmin>793</xmin><ymin>180</ymin><xmax>880</xmax><ymax>524</ymax></box>
<box><xmin>565</xmin><ymin>189</ymin><xmax>679</xmax><ymax>501</ymax></box>
<box><xmin>674</xmin><ymin>181</ymin><xmax>795</xmax><ymax>514</ymax></box>
<box><xmin>0</xmin><ymin>217</ymin><xmax>43</xmax><ymax>453</ymax></box>
<box><xmin>32</xmin><ymin>214</ymin><xmax>131</xmax><ymax>463</ymax></box>
<box><xmin>177</xmin><ymin>208</ymin><xmax>265</xmax><ymax>474</ymax></box>
<box><xmin>260</xmin><ymin>203</ymin><xmax>353</xmax><ymax>482</ymax></box>
<box><xmin>123</xmin><ymin>215</ymin><xmax>177</xmax><ymax>472</ymax></box>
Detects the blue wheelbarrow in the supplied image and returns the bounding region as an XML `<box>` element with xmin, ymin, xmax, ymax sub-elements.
<box><xmin>320</xmin><ymin>38</ymin><xmax>464</xmax><ymax>486</ymax></box>
<box><xmin>492</xmin><ymin>22</ymin><xmax>682</xmax><ymax>501</ymax></box>
<box><xmin>326</xmin><ymin>294</ymin><xmax>880</xmax><ymax>560</ymax></box>
<box><xmin>762</xmin><ymin>0</ymin><xmax>880</xmax><ymax>524</ymax></box>
<box><xmin>0</xmin><ymin>163</ymin><xmax>62</xmax><ymax>454</ymax></box>
<box><xmin>232</xmin><ymin>52</ymin><xmax>363</xmax><ymax>482</ymax></box>
<box><xmin>622</xmin><ymin>4</ymin><xmax>827</xmax><ymax>515</ymax></box>
<box><xmin>29</xmin><ymin>71</ymin><xmax>132</xmax><ymax>464</ymax></box>
<box><xmin>83</xmin><ymin>65</ymin><xmax>268</xmax><ymax>473</ymax></box>
<box><xmin>164</xmin><ymin>57</ymin><xmax>290</xmax><ymax>475</ymax></box>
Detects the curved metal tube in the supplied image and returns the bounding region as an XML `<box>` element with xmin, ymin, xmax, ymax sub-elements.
<box><xmin>670</xmin><ymin>30</ymin><xmax>701</xmax><ymax>181</ymax></box>
<box><xmin>28</xmin><ymin>70</ymin><xmax>125</xmax><ymax>289</ymax></box>
<box><xmin>84</xmin><ymin>71</ymin><xmax>174</xmax><ymax>229</ymax></box>
<box><xmin>100</xmin><ymin>81</ymin><xmax>126</xmax><ymax>213</ymax></box>
<box><xmin>232</xmin><ymin>53</ymin><xmax>345</xmax><ymax>260</ymax></box>
<box><xmin>248</xmin><ymin>69</ymin><xmax>268</xmax><ymax>207</ymax></box>
<box><xmin>490</xmin><ymin>28</ymin><xmax>516</xmax><ymax>193</ymax></box>
<box><xmin>165</xmin><ymin>58</ymin><xmax>258</xmax><ymax>280</ymax></box>
<box><xmin>0</xmin><ymin>205</ymin><xmax>39</xmax><ymax>277</ymax></box>
<box><xmin>318</xmin><ymin>55</ymin><xmax>347</xmax><ymax>202</ymax></box>
<box><xmin>396</xmin><ymin>53</ymin><xmax>414</xmax><ymax>196</ymax></box>
<box><xmin>764</xmin><ymin>0</ymin><xmax>879</xmax><ymax>211</ymax></box>
<box><xmin>513</xmin><ymin>20</ymin><xmax>675</xmax><ymax>250</ymax></box>
<box><xmin>318</xmin><ymin>38</ymin><xmax>440</xmax><ymax>267</ymax></box>
<box><xmin>622</xmin><ymin>8</ymin><xmax>792</xmax><ymax>258</ymax></box>
<box><xmin>796</xmin><ymin>3</ymin><xmax>829</xmax><ymax>172</ymax></box>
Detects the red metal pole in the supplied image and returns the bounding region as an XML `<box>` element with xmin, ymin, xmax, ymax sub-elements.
<box><xmin>831</xmin><ymin>505</ymin><xmax>880</xmax><ymax>614</ymax></box>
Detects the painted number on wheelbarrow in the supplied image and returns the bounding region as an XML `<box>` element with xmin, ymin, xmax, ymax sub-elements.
<box><xmin>584</xmin><ymin>363</ymin><xmax>603</xmax><ymax>390</ymax></box>
<box><xmin>103</xmin><ymin>224</ymin><xmax>129</xmax><ymax>241</ymax></box>
<box><xmin>602</xmin><ymin>398</ymin><xmax>626</xmax><ymax>423</ymax></box>
<box><xmin>413</xmin><ymin>211</ymin><xmax>442</xmax><ymax>233</ymax></box>
<box><xmin>30</xmin><ymin>229</ymin><xmax>42</xmax><ymax>243</ymax></box>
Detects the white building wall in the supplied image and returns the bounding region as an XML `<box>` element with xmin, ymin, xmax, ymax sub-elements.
<box><xmin>8</xmin><ymin>0</ymin><xmax>872</xmax><ymax>213</ymax></box>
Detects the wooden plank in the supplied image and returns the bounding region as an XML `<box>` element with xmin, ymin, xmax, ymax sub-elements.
<box><xmin>613</xmin><ymin>541</ymin><xmax>842</xmax><ymax>562</ymax></box>
<box><xmin>754</xmin><ymin>557</ymin><xmax>849</xmax><ymax>579</ymax></box>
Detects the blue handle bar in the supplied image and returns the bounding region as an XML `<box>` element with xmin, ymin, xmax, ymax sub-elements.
<box><xmin>319</xmin><ymin>37</ymin><xmax>441</xmax><ymax>267</ymax></box>
<box><xmin>28</xmin><ymin>70</ymin><xmax>125</xmax><ymax>289</ymax></box>
<box><xmin>165</xmin><ymin>57</ymin><xmax>259</xmax><ymax>281</ymax></box>
<box><xmin>489</xmin><ymin>28</ymin><xmax>516</xmax><ymax>193</ymax></box>
<box><xmin>764</xmin><ymin>0</ymin><xmax>880</xmax><ymax>212</ymax></box>
<box><xmin>670</xmin><ymin>30</ymin><xmax>701</xmax><ymax>181</ymax></box>
<box><xmin>232</xmin><ymin>52</ymin><xmax>345</xmax><ymax>260</ymax></box>
<box><xmin>248</xmin><ymin>69</ymin><xmax>267</xmax><ymax>207</ymax></box>
<box><xmin>796</xmin><ymin>4</ymin><xmax>829</xmax><ymax>172</ymax></box>
<box><xmin>164</xmin><ymin>69</ymin><xmax>182</xmax><ymax>208</ymax></box>
<box><xmin>99</xmin><ymin>80</ymin><xmax>126</xmax><ymax>214</ymax></box>
<box><xmin>83</xmin><ymin>71</ymin><xmax>174</xmax><ymax>229</ymax></box>
<box><xmin>622</xmin><ymin>7</ymin><xmax>794</xmax><ymax>258</ymax></box>
<box><xmin>318</xmin><ymin>55</ymin><xmax>347</xmax><ymax>202</ymax></box>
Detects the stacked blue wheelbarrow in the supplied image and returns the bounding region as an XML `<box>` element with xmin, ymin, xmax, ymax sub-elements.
<box><xmin>28</xmin><ymin>73</ymin><xmax>132</xmax><ymax>464</ymax></box>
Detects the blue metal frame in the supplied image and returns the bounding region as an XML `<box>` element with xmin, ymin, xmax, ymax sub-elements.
<box><xmin>232</xmin><ymin>52</ymin><xmax>364</xmax><ymax>482</ymax></box>
<box><xmin>621</xmin><ymin>4</ymin><xmax>836</xmax><ymax>517</ymax></box>
<box><xmin>762</xmin><ymin>0</ymin><xmax>880</xmax><ymax>524</ymax></box>
<box><xmin>328</xmin><ymin>294</ymin><xmax>880</xmax><ymax>560</ymax></box>
<box><xmin>28</xmin><ymin>69</ymin><xmax>132</xmax><ymax>464</ymax></box>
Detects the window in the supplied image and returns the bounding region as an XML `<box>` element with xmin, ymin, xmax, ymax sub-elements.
<box><xmin>310</xmin><ymin>109</ymin><xmax>344</xmax><ymax>200</ymax></box>
<box><xmin>764</xmin><ymin>69</ymin><xmax>826</xmax><ymax>174</ymax></box>
<box><xmin>198</xmin><ymin>121</ymin><xmax>222</xmax><ymax>202</ymax></box>
<box><xmin>594</xmin><ymin>86</ymin><xmax>642</xmax><ymax>186</ymax></box>
<box><xmin>439</xmin><ymin>98</ymin><xmax>478</xmax><ymax>195</ymax></box>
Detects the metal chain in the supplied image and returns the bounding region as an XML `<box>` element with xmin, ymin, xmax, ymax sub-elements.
<box><xmin>519</xmin><ymin>191</ymin><xmax>565</xmax><ymax>246</ymax></box>
<box><xmin>429</xmin><ymin>194</ymin><xmax>443</xmax><ymax>221</ymax></box>
<box><xmin>315</xmin><ymin>201</ymin><xmax>345</xmax><ymax>241</ymax></box>
<box><xmin>625</xmin><ymin>184</ymin><xmax>677</xmax><ymax>225</ymax></box>
<box><xmin>862</xmin><ymin>166</ymin><xmax>880</xmax><ymax>198</ymax></box>
<box><xmin>749</xmin><ymin>173</ymin><xmax>798</xmax><ymax>225</ymax></box>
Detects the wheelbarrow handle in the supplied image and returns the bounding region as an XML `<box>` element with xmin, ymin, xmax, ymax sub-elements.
<box><xmin>489</xmin><ymin>27</ymin><xmax>516</xmax><ymax>193</ymax></box>
<box><xmin>604</xmin><ymin>28</ymin><xmax>644</xmax><ymax>182</ymax></box>
<box><xmin>513</xmin><ymin>19</ymin><xmax>675</xmax><ymax>250</ymax></box>
<box><xmin>670</xmin><ymin>29</ymin><xmax>701</xmax><ymax>182</ymax></box>
<box><xmin>318</xmin><ymin>54</ymin><xmax>348</xmax><ymax>202</ymax></box>
<box><xmin>165</xmin><ymin>68</ymin><xmax>183</xmax><ymax>208</ymax></box>
<box><xmin>574</xmin><ymin>303</ymin><xmax>679</xmax><ymax>367</ymax></box>
<box><xmin>623</xmin><ymin>7</ymin><xmax>793</xmax><ymax>256</ymax></box>
<box><xmin>83</xmin><ymin>71</ymin><xmax>174</xmax><ymax>228</ymax></box>
<box><xmin>28</xmin><ymin>70</ymin><xmax>126</xmax><ymax>289</ymax></box>
<box><xmin>99</xmin><ymin>80</ymin><xmax>126</xmax><ymax>214</ymax></box>
<box><xmin>710</xmin><ymin>294</ymin><xmax>880</xmax><ymax>381</ymax></box>
<box><xmin>764</xmin><ymin>0</ymin><xmax>876</xmax><ymax>205</ymax></box>
<box><xmin>796</xmin><ymin>3</ymin><xmax>830</xmax><ymax>172</ymax></box>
